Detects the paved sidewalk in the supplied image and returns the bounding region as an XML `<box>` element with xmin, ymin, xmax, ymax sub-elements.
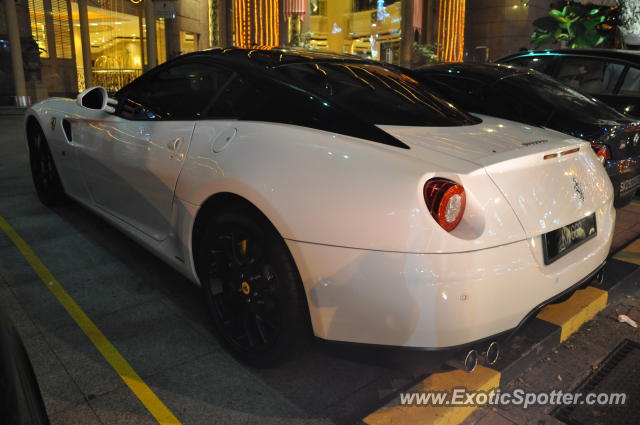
<box><xmin>612</xmin><ymin>201</ymin><xmax>640</xmax><ymax>252</ymax></box>
<box><xmin>462</xmin><ymin>291</ymin><xmax>640</xmax><ymax>425</ymax></box>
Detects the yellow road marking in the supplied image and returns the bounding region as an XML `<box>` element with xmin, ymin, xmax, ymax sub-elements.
<box><xmin>364</xmin><ymin>366</ymin><xmax>500</xmax><ymax>425</ymax></box>
<box><xmin>630</xmin><ymin>202</ymin><xmax>640</xmax><ymax>208</ymax></box>
<box><xmin>613</xmin><ymin>238</ymin><xmax>640</xmax><ymax>265</ymax></box>
<box><xmin>537</xmin><ymin>286</ymin><xmax>608</xmax><ymax>342</ymax></box>
<box><xmin>0</xmin><ymin>216</ymin><xmax>182</xmax><ymax>425</ymax></box>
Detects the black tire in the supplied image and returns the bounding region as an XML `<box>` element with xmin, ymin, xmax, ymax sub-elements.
<box><xmin>0</xmin><ymin>312</ymin><xmax>50</xmax><ymax>425</ymax></box>
<box><xmin>198</xmin><ymin>204</ymin><xmax>310</xmax><ymax>367</ymax></box>
<box><xmin>29</xmin><ymin>125</ymin><xmax>66</xmax><ymax>206</ymax></box>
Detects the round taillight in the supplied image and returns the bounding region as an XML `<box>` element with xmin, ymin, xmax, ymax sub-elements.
<box><xmin>592</xmin><ymin>144</ymin><xmax>610</xmax><ymax>165</ymax></box>
<box><xmin>424</xmin><ymin>178</ymin><xmax>466</xmax><ymax>232</ymax></box>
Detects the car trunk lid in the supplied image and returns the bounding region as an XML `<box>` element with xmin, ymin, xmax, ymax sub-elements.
<box><xmin>478</xmin><ymin>144</ymin><xmax>610</xmax><ymax>238</ymax></box>
<box><xmin>379</xmin><ymin>116</ymin><xmax>612</xmax><ymax>238</ymax></box>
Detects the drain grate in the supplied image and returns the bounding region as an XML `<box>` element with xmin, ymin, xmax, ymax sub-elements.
<box><xmin>554</xmin><ymin>339</ymin><xmax>639</xmax><ymax>425</ymax></box>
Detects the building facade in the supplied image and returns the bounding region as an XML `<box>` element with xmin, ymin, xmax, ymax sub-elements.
<box><xmin>210</xmin><ymin>0</ymin><xmax>447</xmax><ymax>65</ymax></box>
<box><xmin>464</xmin><ymin>0</ymin><xmax>551</xmax><ymax>62</ymax></box>
<box><xmin>2</xmin><ymin>0</ymin><xmax>477</xmax><ymax>105</ymax></box>
<box><xmin>186</xmin><ymin>0</ymin><xmax>470</xmax><ymax>67</ymax></box>
<box><xmin>1</xmin><ymin>0</ymin><xmax>209</xmax><ymax>104</ymax></box>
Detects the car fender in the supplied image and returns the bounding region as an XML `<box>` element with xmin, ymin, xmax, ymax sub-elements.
<box><xmin>175</xmin><ymin>120</ymin><xmax>527</xmax><ymax>254</ymax></box>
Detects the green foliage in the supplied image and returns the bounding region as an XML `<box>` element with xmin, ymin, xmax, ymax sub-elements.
<box><xmin>412</xmin><ymin>42</ymin><xmax>440</xmax><ymax>64</ymax></box>
<box><xmin>288</xmin><ymin>31</ymin><xmax>314</xmax><ymax>49</ymax></box>
<box><xmin>531</xmin><ymin>2</ymin><xmax>618</xmax><ymax>48</ymax></box>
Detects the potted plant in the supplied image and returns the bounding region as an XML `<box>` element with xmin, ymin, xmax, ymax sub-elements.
<box><xmin>531</xmin><ymin>1</ymin><xmax>619</xmax><ymax>48</ymax></box>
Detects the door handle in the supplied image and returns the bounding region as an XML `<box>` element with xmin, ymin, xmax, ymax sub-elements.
<box><xmin>168</xmin><ymin>137</ymin><xmax>183</xmax><ymax>151</ymax></box>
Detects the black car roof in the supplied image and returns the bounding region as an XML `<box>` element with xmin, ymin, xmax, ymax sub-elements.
<box><xmin>414</xmin><ymin>62</ymin><xmax>530</xmax><ymax>82</ymax></box>
<box><xmin>499</xmin><ymin>48</ymin><xmax>640</xmax><ymax>64</ymax></box>
<box><xmin>184</xmin><ymin>47</ymin><xmax>378</xmax><ymax>68</ymax></box>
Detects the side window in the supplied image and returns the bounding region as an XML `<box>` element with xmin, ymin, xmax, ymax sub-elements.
<box><xmin>506</xmin><ymin>56</ymin><xmax>554</xmax><ymax>73</ymax></box>
<box><xmin>243</xmin><ymin>84</ymin><xmax>334</xmax><ymax>129</ymax></box>
<box><xmin>119</xmin><ymin>61</ymin><xmax>234</xmax><ymax>120</ymax></box>
<box><xmin>555</xmin><ymin>57</ymin><xmax>624</xmax><ymax>94</ymax></box>
<box><xmin>274</xmin><ymin>63</ymin><xmax>478</xmax><ymax>126</ymax></box>
<box><xmin>116</xmin><ymin>77</ymin><xmax>157</xmax><ymax>120</ymax></box>
<box><xmin>619</xmin><ymin>66</ymin><xmax>640</xmax><ymax>96</ymax></box>
<box><xmin>204</xmin><ymin>74</ymin><xmax>262</xmax><ymax>119</ymax></box>
<box><xmin>242</xmin><ymin>82</ymin><xmax>406</xmax><ymax>147</ymax></box>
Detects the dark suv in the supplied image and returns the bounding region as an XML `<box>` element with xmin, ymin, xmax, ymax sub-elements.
<box><xmin>498</xmin><ymin>49</ymin><xmax>640</xmax><ymax>118</ymax></box>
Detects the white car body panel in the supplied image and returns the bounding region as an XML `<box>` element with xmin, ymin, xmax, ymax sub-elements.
<box><xmin>24</xmin><ymin>99</ymin><xmax>615</xmax><ymax>349</ymax></box>
<box><xmin>73</xmin><ymin>112</ymin><xmax>195</xmax><ymax>241</ymax></box>
<box><xmin>380</xmin><ymin>116</ymin><xmax>612</xmax><ymax>239</ymax></box>
<box><xmin>177</xmin><ymin>119</ymin><xmax>530</xmax><ymax>254</ymax></box>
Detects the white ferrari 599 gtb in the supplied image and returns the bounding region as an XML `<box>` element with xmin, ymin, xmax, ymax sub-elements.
<box><xmin>24</xmin><ymin>48</ymin><xmax>614</xmax><ymax>368</ymax></box>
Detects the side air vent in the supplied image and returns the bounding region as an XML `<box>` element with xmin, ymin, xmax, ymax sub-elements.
<box><xmin>62</xmin><ymin>119</ymin><xmax>72</xmax><ymax>141</ymax></box>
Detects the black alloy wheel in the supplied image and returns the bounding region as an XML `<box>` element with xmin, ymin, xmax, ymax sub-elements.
<box><xmin>29</xmin><ymin>126</ymin><xmax>66</xmax><ymax>206</ymax></box>
<box><xmin>199</xmin><ymin>205</ymin><xmax>310</xmax><ymax>367</ymax></box>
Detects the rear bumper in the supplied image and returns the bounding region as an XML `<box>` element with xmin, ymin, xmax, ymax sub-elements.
<box><xmin>287</xmin><ymin>202</ymin><xmax>614</xmax><ymax>349</ymax></box>
<box><xmin>315</xmin><ymin>260</ymin><xmax>605</xmax><ymax>364</ymax></box>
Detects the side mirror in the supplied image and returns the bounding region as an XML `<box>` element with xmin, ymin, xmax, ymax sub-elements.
<box><xmin>76</xmin><ymin>86</ymin><xmax>117</xmax><ymax>113</ymax></box>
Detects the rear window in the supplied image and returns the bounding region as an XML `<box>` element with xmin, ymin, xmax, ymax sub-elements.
<box><xmin>492</xmin><ymin>72</ymin><xmax>624</xmax><ymax>121</ymax></box>
<box><xmin>413</xmin><ymin>74</ymin><xmax>487</xmax><ymax>112</ymax></box>
<box><xmin>274</xmin><ymin>62</ymin><xmax>480</xmax><ymax>126</ymax></box>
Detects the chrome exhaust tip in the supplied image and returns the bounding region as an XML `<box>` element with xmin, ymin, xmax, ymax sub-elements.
<box><xmin>485</xmin><ymin>341</ymin><xmax>500</xmax><ymax>365</ymax></box>
<box><xmin>594</xmin><ymin>268</ymin><xmax>605</xmax><ymax>284</ymax></box>
<box><xmin>464</xmin><ymin>349</ymin><xmax>478</xmax><ymax>373</ymax></box>
<box><xmin>447</xmin><ymin>349</ymin><xmax>478</xmax><ymax>373</ymax></box>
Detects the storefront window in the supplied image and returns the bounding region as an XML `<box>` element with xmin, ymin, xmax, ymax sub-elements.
<box><xmin>179</xmin><ymin>31</ymin><xmax>199</xmax><ymax>55</ymax></box>
<box><xmin>51</xmin><ymin>0</ymin><xmax>73</xmax><ymax>59</ymax></box>
<box><xmin>27</xmin><ymin>0</ymin><xmax>49</xmax><ymax>58</ymax></box>
<box><xmin>299</xmin><ymin>0</ymin><xmax>402</xmax><ymax>64</ymax></box>
<box><xmin>71</xmin><ymin>1</ymin><xmax>144</xmax><ymax>92</ymax></box>
<box><xmin>27</xmin><ymin>0</ymin><xmax>74</xmax><ymax>59</ymax></box>
<box><xmin>139</xmin><ymin>17</ymin><xmax>168</xmax><ymax>67</ymax></box>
